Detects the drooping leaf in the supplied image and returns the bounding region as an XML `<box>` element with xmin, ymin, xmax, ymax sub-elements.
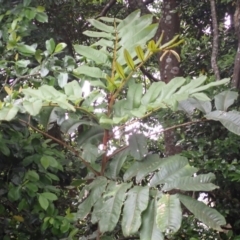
<box><xmin>214</xmin><ymin>90</ymin><xmax>238</xmax><ymax>111</ymax></box>
<box><xmin>129</xmin><ymin>133</ymin><xmax>148</xmax><ymax>160</ymax></box>
<box><xmin>122</xmin><ymin>186</ymin><xmax>149</xmax><ymax>236</ymax></box>
<box><xmin>205</xmin><ymin>110</ymin><xmax>240</xmax><ymax>136</ymax></box>
<box><xmin>150</xmin><ymin>155</ymin><xmax>193</xmax><ymax>187</ymax></box>
<box><xmin>162</xmin><ymin>173</ymin><xmax>219</xmax><ymax>191</ymax></box>
<box><xmin>98</xmin><ymin>182</ymin><xmax>132</xmax><ymax>233</ymax></box>
<box><xmin>140</xmin><ymin>199</ymin><xmax>164</xmax><ymax>240</ymax></box>
<box><xmin>106</xmin><ymin>148</ymin><xmax>130</xmax><ymax>179</ymax></box>
<box><xmin>156</xmin><ymin>194</ymin><xmax>182</xmax><ymax>233</ymax></box>
<box><xmin>78</xmin><ymin>177</ymin><xmax>108</xmax><ymax>219</ymax></box>
<box><xmin>178</xmin><ymin>194</ymin><xmax>226</xmax><ymax>231</ymax></box>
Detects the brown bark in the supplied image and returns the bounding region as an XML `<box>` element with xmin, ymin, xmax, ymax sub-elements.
<box><xmin>232</xmin><ymin>0</ymin><xmax>240</xmax><ymax>89</ymax></box>
<box><xmin>210</xmin><ymin>0</ymin><xmax>221</xmax><ymax>81</ymax></box>
<box><xmin>157</xmin><ymin>0</ymin><xmax>182</xmax><ymax>156</ymax></box>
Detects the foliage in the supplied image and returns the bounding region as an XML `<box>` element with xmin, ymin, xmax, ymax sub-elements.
<box><xmin>1</xmin><ymin>0</ymin><xmax>240</xmax><ymax>239</ymax></box>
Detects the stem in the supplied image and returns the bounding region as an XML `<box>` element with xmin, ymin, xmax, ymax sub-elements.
<box><xmin>19</xmin><ymin>119</ymin><xmax>101</xmax><ymax>176</ymax></box>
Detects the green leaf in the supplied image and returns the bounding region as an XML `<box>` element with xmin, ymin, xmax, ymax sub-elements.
<box><xmin>64</xmin><ymin>80</ymin><xmax>82</xmax><ymax>99</ymax></box>
<box><xmin>0</xmin><ymin>106</ymin><xmax>18</xmax><ymax>121</ymax></box>
<box><xmin>129</xmin><ymin>133</ymin><xmax>148</xmax><ymax>160</ymax></box>
<box><xmin>54</xmin><ymin>43</ymin><xmax>67</xmax><ymax>53</ymax></box>
<box><xmin>189</xmin><ymin>78</ymin><xmax>230</xmax><ymax>94</ymax></box>
<box><xmin>26</xmin><ymin>170</ymin><xmax>39</xmax><ymax>181</ymax></box>
<box><xmin>36</xmin><ymin>12</ymin><xmax>48</xmax><ymax>23</ymax></box>
<box><xmin>140</xmin><ymin>199</ymin><xmax>164</xmax><ymax>240</ymax></box>
<box><xmin>83</xmin><ymin>30</ymin><xmax>113</xmax><ymax>39</ymax></box>
<box><xmin>126</xmin><ymin>81</ymin><xmax>142</xmax><ymax>109</ymax></box>
<box><xmin>58</xmin><ymin>72</ymin><xmax>68</xmax><ymax>88</ymax></box>
<box><xmin>123</xmin><ymin>161</ymin><xmax>140</xmax><ymax>182</ymax></box>
<box><xmin>106</xmin><ymin>148</ymin><xmax>130</xmax><ymax>179</ymax></box>
<box><xmin>45</xmin><ymin>38</ymin><xmax>55</xmax><ymax>55</ymax></box>
<box><xmin>135</xmin><ymin>154</ymin><xmax>166</xmax><ymax>183</ymax></box>
<box><xmin>156</xmin><ymin>194</ymin><xmax>182</xmax><ymax>233</ymax></box>
<box><xmin>178</xmin><ymin>194</ymin><xmax>226</xmax><ymax>231</ymax></box>
<box><xmin>191</xmin><ymin>92</ymin><xmax>210</xmax><ymax>101</ymax></box>
<box><xmin>122</xmin><ymin>186</ymin><xmax>149</xmax><ymax>236</ymax></box>
<box><xmin>8</xmin><ymin>187</ymin><xmax>21</xmax><ymax>201</ymax></box>
<box><xmin>135</xmin><ymin>45</ymin><xmax>145</xmax><ymax>62</ymax></box>
<box><xmin>38</xmin><ymin>195</ymin><xmax>49</xmax><ymax>210</ymax></box>
<box><xmin>214</xmin><ymin>90</ymin><xmax>238</xmax><ymax>111</ymax></box>
<box><xmin>163</xmin><ymin>173</ymin><xmax>219</xmax><ymax>192</ymax></box>
<box><xmin>23</xmin><ymin>0</ymin><xmax>31</xmax><ymax>6</ymax></box>
<box><xmin>77</xmin><ymin>126</ymin><xmax>104</xmax><ymax>146</ymax></box>
<box><xmin>115</xmin><ymin>61</ymin><xmax>125</xmax><ymax>79</ymax></box>
<box><xmin>205</xmin><ymin>110</ymin><xmax>240</xmax><ymax>136</ymax></box>
<box><xmin>88</xmin><ymin>19</ymin><xmax>114</xmax><ymax>33</ymax></box>
<box><xmin>26</xmin><ymin>183</ymin><xmax>38</xmax><ymax>192</ymax></box>
<box><xmin>17</xmin><ymin>44</ymin><xmax>36</xmax><ymax>55</ymax></box>
<box><xmin>124</xmin><ymin>49</ymin><xmax>135</xmax><ymax>70</ymax></box>
<box><xmin>150</xmin><ymin>155</ymin><xmax>195</xmax><ymax>187</ymax></box>
<box><xmin>98</xmin><ymin>182</ymin><xmax>132</xmax><ymax>233</ymax></box>
<box><xmin>60</xmin><ymin>220</ymin><xmax>70</xmax><ymax>233</ymax></box>
<box><xmin>141</xmin><ymin>82</ymin><xmax>165</xmax><ymax>105</ymax></box>
<box><xmin>73</xmin><ymin>66</ymin><xmax>106</xmax><ymax>79</ymax></box>
<box><xmin>23</xmin><ymin>99</ymin><xmax>42</xmax><ymax>116</ymax></box>
<box><xmin>41</xmin><ymin>192</ymin><xmax>58</xmax><ymax>201</ymax></box>
<box><xmin>177</xmin><ymin>75</ymin><xmax>207</xmax><ymax>94</ymax></box>
<box><xmin>78</xmin><ymin>177</ymin><xmax>108</xmax><ymax>219</ymax></box>
<box><xmin>15</xmin><ymin>60</ymin><xmax>30</xmax><ymax>68</ymax></box>
<box><xmin>40</xmin><ymin>155</ymin><xmax>50</xmax><ymax>169</ymax></box>
<box><xmin>74</xmin><ymin>44</ymin><xmax>109</xmax><ymax>64</ymax></box>
<box><xmin>61</xmin><ymin>119</ymin><xmax>96</xmax><ymax>134</ymax></box>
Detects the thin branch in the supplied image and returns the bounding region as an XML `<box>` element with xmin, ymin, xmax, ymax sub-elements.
<box><xmin>210</xmin><ymin>0</ymin><xmax>221</xmax><ymax>81</ymax></box>
<box><xmin>140</xmin><ymin>66</ymin><xmax>159</xmax><ymax>82</ymax></box>
<box><xmin>18</xmin><ymin>119</ymin><xmax>101</xmax><ymax>176</ymax></box>
<box><xmin>96</xmin><ymin>0</ymin><xmax>117</xmax><ymax>18</ymax></box>
<box><xmin>11</xmin><ymin>73</ymin><xmax>40</xmax><ymax>88</ymax></box>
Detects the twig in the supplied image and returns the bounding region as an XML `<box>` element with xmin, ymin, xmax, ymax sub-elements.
<box><xmin>18</xmin><ymin>119</ymin><xmax>101</xmax><ymax>176</ymax></box>
<box><xmin>11</xmin><ymin>73</ymin><xmax>40</xmax><ymax>88</ymax></box>
<box><xmin>140</xmin><ymin>66</ymin><xmax>159</xmax><ymax>82</ymax></box>
<box><xmin>210</xmin><ymin>0</ymin><xmax>221</xmax><ymax>81</ymax></box>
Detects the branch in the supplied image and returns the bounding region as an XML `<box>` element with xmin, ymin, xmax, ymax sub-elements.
<box><xmin>96</xmin><ymin>0</ymin><xmax>117</xmax><ymax>18</ymax></box>
<box><xmin>140</xmin><ymin>66</ymin><xmax>159</xmax><ymax>82</ymax></box>
<box><xmin>210</xmin><ymin>0</ymin><xmax>221</xmax><ymax>81</ymax></box>
<box><xmin>18</xmin><ymin>119</ymin><xmax>101</xmax><ymax>176</ymax></box>
<box><xmin>11</xmin><ymin>73</ymin><xmax>40</xmax><ymax>88</ymax></box>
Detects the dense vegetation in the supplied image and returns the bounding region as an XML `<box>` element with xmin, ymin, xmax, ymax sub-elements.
<box><xmin>1</xmin><ymin>0</ymin><xmax>240</xmax><ymax>239</ymax></box>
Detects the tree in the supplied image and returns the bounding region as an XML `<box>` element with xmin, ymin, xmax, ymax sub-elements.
<box><xmin>1</xmin><ymin>0</ymin><xmax>240</xmax><ymax>239</ymax></box>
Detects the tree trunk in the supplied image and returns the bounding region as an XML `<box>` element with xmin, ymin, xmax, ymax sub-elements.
<box><xmin>157</xmin><ymin>0</ymin><xmax>182</xmax><ymax>156</ymax></box>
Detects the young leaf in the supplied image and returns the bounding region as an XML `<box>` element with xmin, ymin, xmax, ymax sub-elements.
<box><xmin>140</xmin><ymin>199</ymin><xmax>164</xmax><ymax>240</ymax></box>
<box><xmin>178</xmin><ymin>194</ymin><xmax>226</xmax><ymax>231</ymax></box>
<box><xmin>124</xmin><ymin>49</ymin><xmax>135</xmax><ymax>70</ymax></box>
<box><xmin>54</xmin><ymin>43</ymin><xmax>67</xmax><ymax>53</ymax></box>
<box><xmin>115</xmin><ymin>61</ymin><xmax>125</xmax><ymax>79</ymax></box>
<box><xmin>122</xmin><ymin>186</ymin><xmax>149</xmax><ymax>236</ymax></box>
<box><xmin>156</xmin><ymin>194</ymin><xmax>182</xmax><ymax>233</ymax></box>
<box><xmin>135</xmin><ymin>45</ymin><xmax>145</xmax><ymax>62</ymax></box>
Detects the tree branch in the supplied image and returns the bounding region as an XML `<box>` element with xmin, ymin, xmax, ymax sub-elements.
<box><xmin>140</xmin><ymin>66</ymin><xmax>159</xmax><ymax>82</ymax></box>
<box><xmin>18</xmin><ymin>119</ymin><xmax>101</xmax><ymax>176</ymax></box>
<box><xmin>96</xmin><ymin>0</ymin><xmax>117</xmax><ymax>18</ymax></box>
<box><xmin>210</xmin><ymin>0</ymin><xmax>221</xmax><ymax>81</ymax></box>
